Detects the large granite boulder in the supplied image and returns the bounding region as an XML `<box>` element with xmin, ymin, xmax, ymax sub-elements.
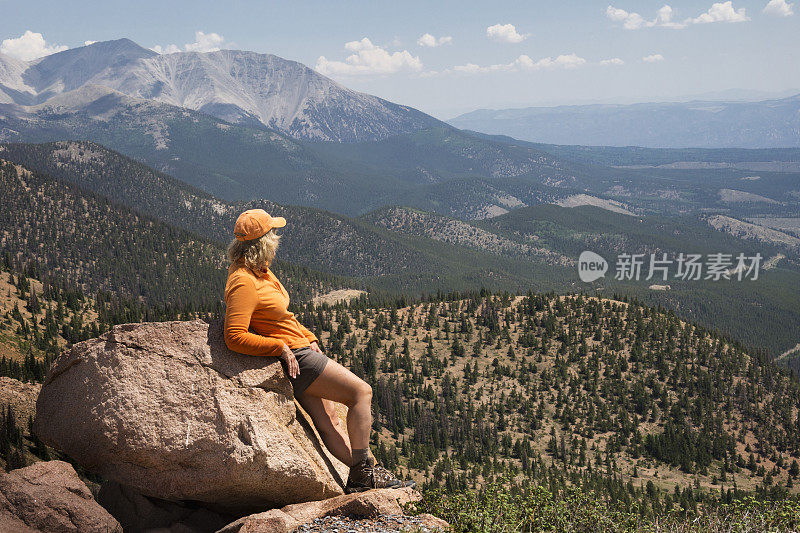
<box><xmin>34</xmin><ymin>319</ymin><xmax>349</xmax><ymax>513</ymax></box>
<box><xmin>0</xmin><ymin>460</ymin><xmax>121</xmax><ymax>533</ymax></box>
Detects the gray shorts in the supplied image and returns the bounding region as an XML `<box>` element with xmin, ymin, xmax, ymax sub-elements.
<box><xmin>281</xmin><ymin>346</ymin><xmax>329</xmax><ymax>396</ymax></box>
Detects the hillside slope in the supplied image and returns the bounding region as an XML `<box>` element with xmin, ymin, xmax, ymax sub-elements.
<box><xmin>4</xmin><ymin>286</ymin><xmax>800</xmax><ymax>526</ymax></box>
<box><xmin>365</xmin><ymin>204</ymin><xmax>800</xmax><ymax>356</ymax></box>
<box><xmin>470</xmin><ymin>132</ymin><xmax>800</xmax><ymax>220</ymax></box>
<box><xmin>2</xmin><ymin>142</ymin><xmax>798</xmax><ymax>356</ymax></box>
<box><xmin>0</xmin><ymin>159</ymin><xmax>225</xmax><ymax>309</ymax></box>
<box><xmin>0</xmin><ymin>141</ymin><xmax>563</xmax><ymax>292</ymax></box>
<box><xmin>300</xmin><ymin>292</ymin><xmax>800</xmax><ymax>508</ymax></box>
<box><xmin>0</xmin><ymin>158</ymin><xmax>343</xmax><ymax>309</ymax></box>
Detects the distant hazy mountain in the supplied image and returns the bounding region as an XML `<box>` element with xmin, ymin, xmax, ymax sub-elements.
<box><xmin>449</xmin><ymin>95</ymin><xmax>800</xmax><ymax>148</ymax></box>
<box><xmin>0</xmin><ymin>39</ymin><xmax>440</xmax><ymax>142</ymax></box>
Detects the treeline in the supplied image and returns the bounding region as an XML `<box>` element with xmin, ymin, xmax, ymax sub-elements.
<box><xmin>0</xmin><ymin>160</ymin><xmax>227</xmax><ymax>311</ymax></box>
<box><xmin>0</xmin><ymin>404</ymin><xmax>50</xmax><ymax>472</ymax></box>
<box><xmin>0</xmin><ymin>256</ymin><xmax>220</xmax><ymax>383</ymax></box>
<box><xmin>0</xmin><ymin>158</ymin><xmax>345</xmax><ymax>325</ymax></box>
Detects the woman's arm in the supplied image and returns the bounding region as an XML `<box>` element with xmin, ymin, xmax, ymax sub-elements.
<box><xmin>224</xmin><ymin>277</ymin><xmax>284</xmax><ymax>357</ymax></box>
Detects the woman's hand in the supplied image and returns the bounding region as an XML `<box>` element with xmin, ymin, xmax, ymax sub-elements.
<box><xmin>281</xmin><ymin>343</ymin><xmax>299</xmax><ymax>379</ymax></box>
<box><xmin>310</xmin><ymin>341</ymin><xmax>323</xmax><ymax>354</ymax></box>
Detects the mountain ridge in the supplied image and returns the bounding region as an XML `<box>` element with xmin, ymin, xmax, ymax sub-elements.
<box><xmin>0</xmin><ymin>89</ymin><xmax>587</xmax><ymax>217</ymax></box>
<box><xmin>449</xmin><ymin>95</ymin><xmax>800</xmax><ymax>148</ymax></box>
<box><xmin>0</xmin><ymin>38</ymin><xmax>442</xmax><ymax>142</ymax></box>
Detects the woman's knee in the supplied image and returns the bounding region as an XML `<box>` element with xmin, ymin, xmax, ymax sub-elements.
<box><xmin>358</xmin><ymin>380</ymin><xmax>372</xmax><ymax>402</ymax></box>
<box><xmin>345</xmin><ymin>379</ymin><xmax>371</xmax><ymax>407</ymax></box>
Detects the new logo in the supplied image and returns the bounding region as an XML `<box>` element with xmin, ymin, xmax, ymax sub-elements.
<box><xmin>578</xmin><ymin>251</ymin><xmax>608</xmax><ymax>282</ymax></box>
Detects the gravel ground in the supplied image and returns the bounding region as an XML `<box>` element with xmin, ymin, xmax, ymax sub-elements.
<box><xmin>293</xmin><ymin>513</ymin><xmax>445</xmax><ymax>532</ymax></box>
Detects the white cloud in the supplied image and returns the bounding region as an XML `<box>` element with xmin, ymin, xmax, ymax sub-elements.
<box><xmin>184</xmin><ymin>31</ymin><xmax>225</xmax><ymax>52</ymax></box>
<box><xmin>600</xmin><ymin>57</ymin><xmax>625</xmax><ymax>66</ymax></box>
<box><xmin>606</xmin><ymin>5</ymin><xmax>685</xmax><ymax>29</ymax></box>
<box><xmin>642</xmin><ymin>53</ymin><xmax>665</xmax><ymax>62</ymax></box>
<box><xmin>417</xmin><ymin>33</ymin><xmax>453</xmax><ymax>47</ymax></box>
<box><xmin>0</xmin><ymin>31</ymin><xmax>68</xmax><ymax>61</ymax></box>
<box><xmin>151</xmin><ymin>44</ymin><xmax>181</xmax><ymax>54</ymax></box>
<box><xmin>606</xmin><ymin>6</ymin><xmax>649</xmax><ymax>29</ymax></box>
<box><xmin>486</xmin><ymin>23</ymin><xmax>528</xmax><ymax>43</ymax></box>
<box><xmin>690</xmin><ymin>1</ymin><xmax>750</xmax><ymax>23</ymax></box>
<box><xmin>315</xmin><ymin>37</ymin><xmax>423</xmax><ymax>76</ymax></box>
<box><xmin>151</xmin><ymin>31</ymin><xmax>225</xmax><ymax>55</ymax></box>
<box><xmin>654</xmin><ymin>5</ymin><xmax>683</xmax><ymax>27</ymax></box>
<box><xmin>452</xmin><ymin>53</ymin><xmax>586</xmax><ymax>74</ymax></box>
<box><xmin>763</xmin><ymin>0</ymin><xmax>794</xmax><ymax>16</ymax></box>
<box><xmin>526</xmin><ymin>53</ymin><xmax>587</xmax><ymax>69</ymax></box>
<box><xmin>607</xmin><ymin>2</ymin><xmax>749</xmax><ymax>29</ymax></box>
<box><xmin>452</xmin><ymin>63</ymin><xmax>488</xmax><ymax>74</ymax></box>
<box><xmin>84</xmin><ymin>40</ymin><xmax>97</xmax><ymax>46</ymax></box>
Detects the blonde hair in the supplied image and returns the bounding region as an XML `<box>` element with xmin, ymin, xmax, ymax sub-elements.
<box><xmin>227</xmin><ymin>229</ymin><xmax>281</xmax><ymax>272</ymax></box>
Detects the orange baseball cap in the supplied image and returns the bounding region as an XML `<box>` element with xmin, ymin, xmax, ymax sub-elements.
<box><xmin>233</xmin><ymin>209</ymin><xmax>286</xmax><ymax>241</ymax></box>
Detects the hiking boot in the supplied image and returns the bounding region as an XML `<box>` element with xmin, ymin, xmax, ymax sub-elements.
<box><xmin>345</xmin><ymin>457</ymin><xmax>416</xmax><ymax>493</ymax></box>
<box><xmin>374</xmin><ymin>463</ymin><xmax>416</xmax><ymax>490</ymax></box>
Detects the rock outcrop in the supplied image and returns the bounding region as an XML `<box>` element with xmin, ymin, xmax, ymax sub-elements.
<box><xmin>97</xmin><ymin>481</ymin><xmax>234</xmax><ymax>533</ymax></box>
<box><xmin>0</xmin><ymin>460</ymin><xmax>122</xmax><ymax>533</ymax></box>
<box><xmin>218</xmin><ymin>487</ymin><xmax>447</xmax><ymax>533</ymax></box>
<box><xmin>0</xmin><ymin>376</ymin><xmax>41</xmax><ymax>422</ymax></box>
<box><xmin>34</xmin><ymin>319</ymin><xmax>349</xmax><ymax>513</ymax></box>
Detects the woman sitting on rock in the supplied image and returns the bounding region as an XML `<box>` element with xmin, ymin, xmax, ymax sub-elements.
<box><xmin>223</xmin><ymin>209</ymin><xmax>414</xmax><ymax>493</ymax></box>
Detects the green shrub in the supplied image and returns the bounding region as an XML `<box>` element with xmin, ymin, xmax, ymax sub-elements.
<box><xmin>410</xmin><ymin>479</ymin><xmax>641</xmax><ymax>532</ymax></box>
<box><xmin>409</xmin><ymin>480</ymin><xmax>800</xmax><ymax>532</ymax></box>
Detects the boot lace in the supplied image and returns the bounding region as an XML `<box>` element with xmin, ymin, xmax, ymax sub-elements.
<box><xmin>372</xmin><ymin>463</ymin><xmax>402</xmax><ymax>486</ymax></box>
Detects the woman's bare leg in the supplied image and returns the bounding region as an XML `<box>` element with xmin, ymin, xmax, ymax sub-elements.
<box><xmin>296</xmin><ymin>394</ymin><xmax>352</xmax><ymax>466</ymax></box>
<box><xmin>300</xmin><ymin>359</ymin><xmax>372</xmax><ymax>460</ymax></box>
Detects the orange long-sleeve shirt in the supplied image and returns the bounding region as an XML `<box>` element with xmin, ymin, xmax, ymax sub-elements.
<box><xmin>223</xmin><ymin>263</ymin><xmax>317</xmax><ymax>357</ymax></box>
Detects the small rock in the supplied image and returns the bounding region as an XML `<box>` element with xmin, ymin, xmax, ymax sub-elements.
<box><xmin>0</xmin><ymin>460</ymin><xmax>122</xmax><ymax>533</ymax></box>
<box><xmin>217</xmin><ymin>487</ymin><xmax>445</xmax><ymax>533</ymax></box>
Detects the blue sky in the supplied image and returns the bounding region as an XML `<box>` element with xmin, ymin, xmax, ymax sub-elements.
<box><xmin>1</xmin><ymin>0</ymin><xmax>798</xmax><ymax>118</ymax></box>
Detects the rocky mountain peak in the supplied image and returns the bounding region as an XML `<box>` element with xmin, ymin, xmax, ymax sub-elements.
<box><xmin>0</xmin><ymin>38</ymin><xmax>441</xmax><ymax>142</ymax></box>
